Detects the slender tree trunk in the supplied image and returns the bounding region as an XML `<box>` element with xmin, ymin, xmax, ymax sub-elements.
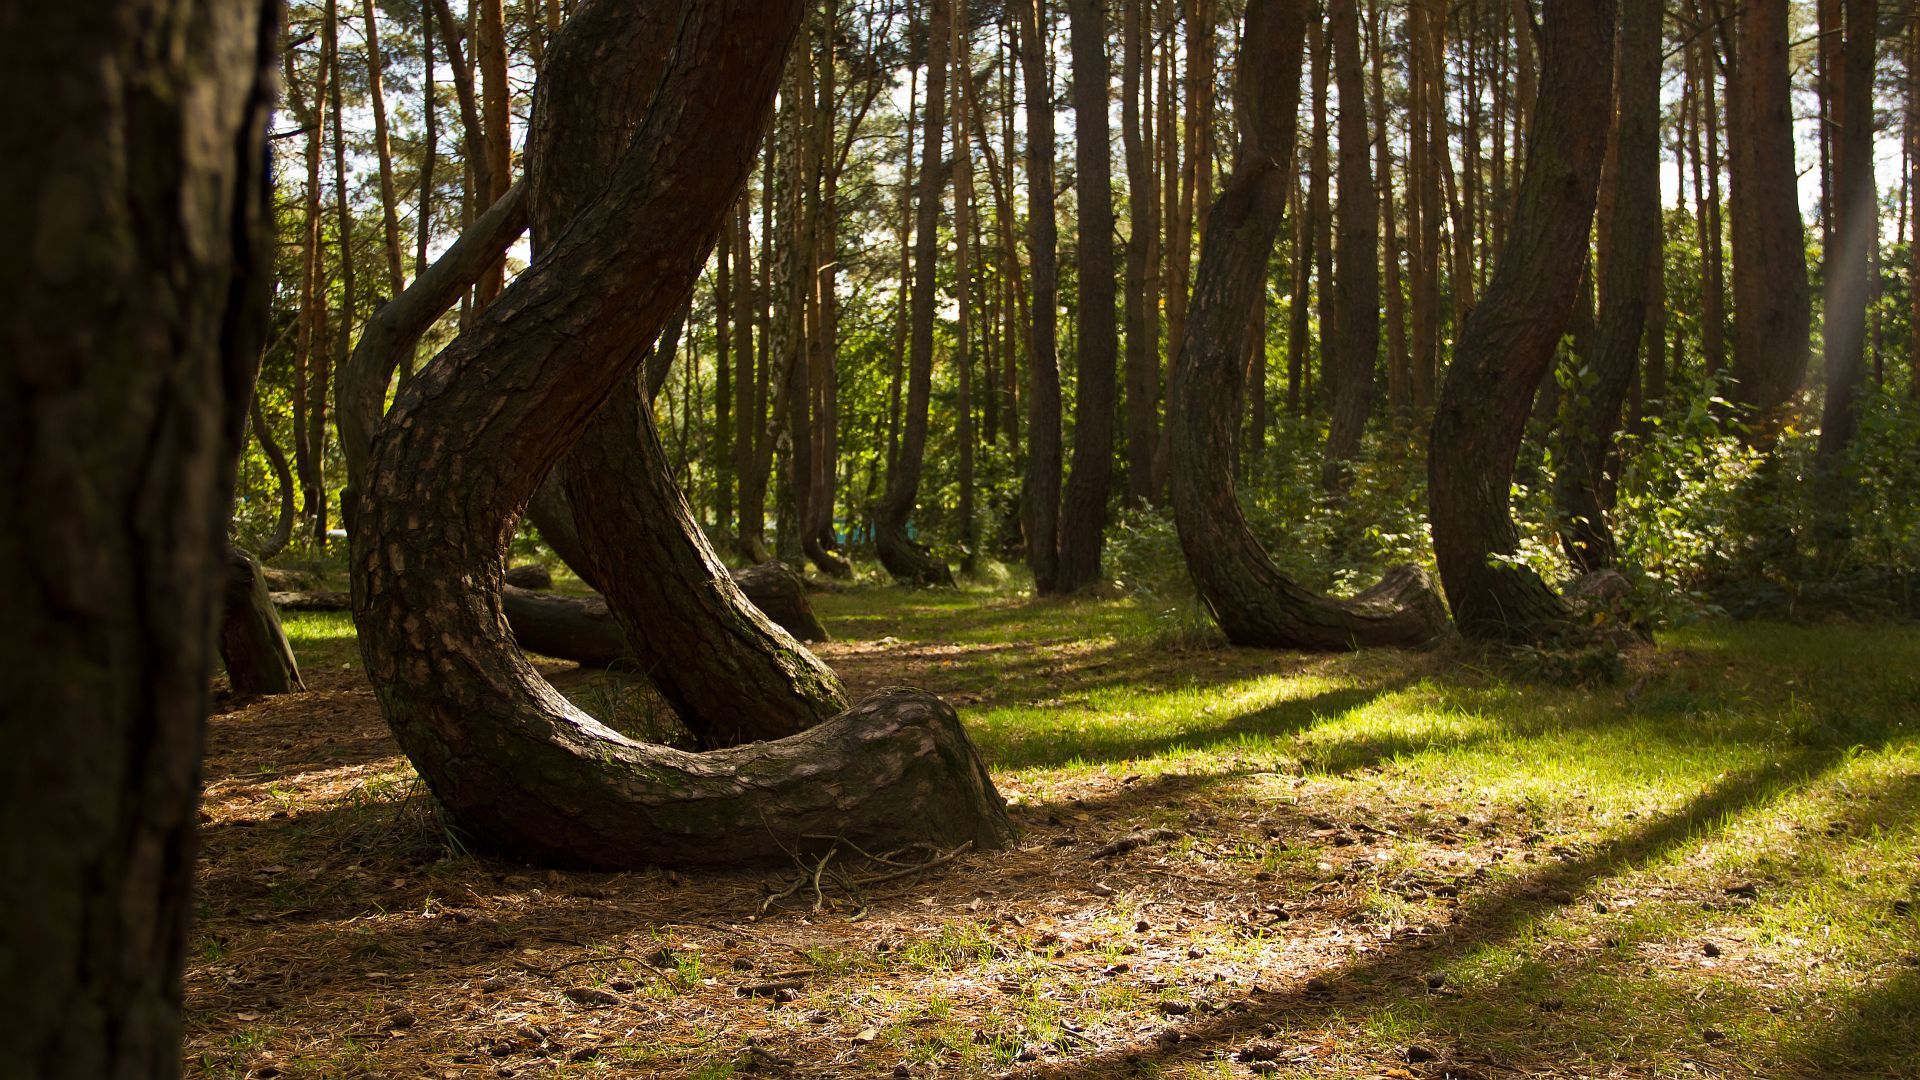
<box><xmin>715</xmin><ymin>215</ymin><xmax>735</xmax><ymax>537</ymax></box>
<box><xmin>1555</xmin><ymin>0</ymin><xmax>1660</xmax><ymax>572</ymax></box>
<box><xmin>1020</xmin><ymin>0</ymin><xmax>1064</xmax><ymax>590</ymax></box>
<box><xmin>1056</xmin><ymin>0</ymin><xmax>1120</xmax><ymax>593</ymax></box>
<box><xmin>1171</xmin><ymin>0</ymin><xmax>1447</xmax><ymax>650</ymax></box>
<box><xmin>1323</xmin><ymin>0</ymin><xmax>1378</xmax><ymax>490</ymax></box>
<box><xmin>362</xmin><ymin>0</ymin><xmax>406</xmax><ymax>296</ymax></box>
<box><xmin>474</xmin><ymin>0</ymin><xmax>513</xmax><ymax>307</ymax></box>
<box><xmin>251</xmin><ymin>395</ymin><xmax>298</xmax><ymax>560</ymax></box>
<box><xmin>323</xmin><ymin>0</ymin><xmax>356</xmax><ymax>549</ymax></box>
<box><xmin>1429</xmin><ymin>0</ymin><xmax>1615</xmax><ymax>643</ymax></box>
<box><xmin>1287</xmin><ymin>168</ymin><xmax>1312</xmax><ymax>414</ymax></box>
<box><xmin>877</xmin><ymin>0</ymin><xmax>955</xmax><ymax>586</ymax></box>
<box><xmin>1123</xmin><ymin>0</ymin><xmax>1159</xmax><ymax>507</ymax></box>
<box><xmin>1375</xmin><ymin>0</ymin><xmax>1411</xmax><ymax>420</ymax></box>
<box><xmin>952</xmin><ymin>0</ymin><xmax>979</xmax><ymax>574</ymax></box>
<box><xmin>1815</xmin><ymin>0</ymin><xmax>1878</xmax><ymax>541</ymax></box>
<box><xmin>0</xmin><ymin>0</ymin><xmax>274</xmax><ymax>1069</ymax></box>
<box><xmin>290</xmin><ymin>45</ymin><xmax>327</xmax><ymax>548</ymax></box>
<box><xmin>735</xmin><ymin>192</ymin><xmax>767</xmax><ymax>560</ymax></box>
<box><xmin>1307</xmin><ymin>14</ymin><xmax>1333</xmax><ymax>413</ymax></box>
<box><xmin>416</xmin><ymin>1</ymin><xmax>438</xmax><ymax>290</ymax></box>
<box><xmin>1727</xmin><ymin>0</ymin><xmax>1811</xmax><ymax>435</ymax></box>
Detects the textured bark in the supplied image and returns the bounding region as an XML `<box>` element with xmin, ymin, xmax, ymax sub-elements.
<box><xmin>523</xmin><ymin>0</ymin><xmax>845</xmax><ymax>745</ymax></box>
<box><xmin>1429</xmin><ymin>1</ymin><xmax>1615</xmax><ymax>643</ymax></box>
<box><xmin>1726</xmin><ymin>0</ymin><xmax>1810</xmax><ymax>434</ymax></box>
<box><xmin>878</xmin><ymin>0</ymin><xmax>956</xmax><ymax>587</ymax></box>
<box><xmin>338</xmin><ymin>181</ymin><xmax>530</xmax><ymax>498</ymax></box>
<box><xmin>220</xmin><ymin>548</ymin><xmax>306</xmax><ymax>696</ymax></box>
<box><xmin>1122</xmin><ymin>0</ymin><xmax>1159</xmax><ymax>507</ymax></box>
<box><xmin>1170</xmin><ymin>0</ymin><xmax>1449</xmax><ymax>652</ymax></box>
<box><xmin>475</xmin><ymin>0</ymin><xmax>514</xmax><ymax>306</ymax></box>
<box><xmin>1323</xmin><ymin>0</ymin><xmax>1378</xmax><ymax>490</ymax></box>
<box><xmin>353</xmin><ymin>0</ymin><xmax>1007</xmax><ymax>865</ymax></box>
<box><xmin>0</xmin><ymin>0</ymin><xmax>275</xmax><ymax>1072</ymax></box>
<box><xmin>1814</xmin><ymin>0</ymin><xmax>1877</xmax><ymax>533</ymax></box>
<box><xmin>1054</xmin><ymin>0</ymin><xmax>1120</xmax><ymax>593</ymax></box>
<box><xmin>1555</xmin><ymin>0</ymin><xmax>1660</xmax><ymax>572</ymax></box>
<box><xmin>1020</xmin><ymin>0</ymin><xmax>1064</xmax><ymax>590</ymax></box>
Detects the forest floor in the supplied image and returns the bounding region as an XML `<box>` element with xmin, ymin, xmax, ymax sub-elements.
<box><xmin>188</xmin><ymin>577</ymin><xmax>1920</xmax><ymax>1079</ymax></box>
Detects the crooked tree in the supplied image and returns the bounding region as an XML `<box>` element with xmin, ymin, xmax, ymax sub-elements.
<box><xmin>1169</xmin><ymin>0</ymin><xmax>1449</xmax><ymax>651</ymax></box>
<box><xmin>351</xmin><ymin>0</ymin><xmax>1010</xmax><ymax>867</ymax></box>
<box><xmin>1428</xmin><ymin>0</ymin><xmax>1617</xmax><ymax>643</ymax></box>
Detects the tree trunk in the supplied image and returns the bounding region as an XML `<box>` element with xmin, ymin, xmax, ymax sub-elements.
<box><xmin>1055</xmin><ymin>0</ymin><xmax>1120</xmax><ymax>594</ymax></box>
<box><xmin>1170</xmin><ymin>0</ymin><xmax>1449</xmax><ymax>652</ymax></box>
<box><xmin>1374</xmin><ymin>0</ymin><xmax>1411</xmax><ymax>421</ymax></box>
<box><xmin>1814</xmin><ymin>0</ymin><xmax>1878</xmax><ymax>543</ymax></box>
<box><xmin>1323</xmin><ymin>0</ymin><xmax>1379</xmax><ymax>491</ymax></box>
<box><xmin>221</xmin><ymin>548</ymin><xmax>305</xmax><ymax>696</ymax></box>
<box><xmin>474</xmin><ymin>0</ymin><xmax>514</xmax><ymax>307</ymax></box>
<box><xmin>524</xmin><ymin>0</ymin><xmax>846</xmax><ymax>746</ymax></box>
<box><xmin>1428</xmin><ymin>0</ymin><xmax>1615</xmax><ymax>644</ymax></box>
<box><xmin>1727</xmin><ymin>0</ymin><xmax>1810</xmax><ymax>435</ymax></box>
<box><xmin>878</xmin><ymin>0</ymin><xmax>956</xmax><ymax>587</ymax></box>
<box><xmin>352</xmin><ymin>0</ymin><xmax>1008</xmax><ymax>867</ymax></box>
<box><xmin>1019</xmin><ymin>0</ymin><xmax>1064</xmax><ymax>590</ymax></box>
<box><xmin>1553</xmin><ymin>0</ymin><xmax>1660</xmax><ymax>572</ymax></box>
<box><xmin>250</xmin><ymin>394</ymin><xmax>297</xmax><ymax>560</ymax></box>
<box><xmin>0</xmin><ymin>0</ymin><xmax>275</xmax><ymax>1070</ymax></box>
<box><xmin>1307</xmin><ymin>14</ymin><xmax>1333</xmax><ymax>414</ymax></box>
<box><xmin>361</xmin><ymin>0</ymin><xmax>407</xmax><ymax>296</ymax></box>
<box><xmin>1122</xmin><ymin>0</ymin><xmax>1159</xmax><ymax>507</ymax></box>
<box><xmin>952</xmin><ymin>0</ymin><xmax>979</xmax><ymax>574</ymax></box>
<box><xmin>326</xmin><ymin>0</ymin><xmax>357</xmax><ymax>548</ymax></box>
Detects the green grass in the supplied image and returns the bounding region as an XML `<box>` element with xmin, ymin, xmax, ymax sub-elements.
<box><xmin>228</xmin><ymin>576</ymin><xmax>1920</xmax><ymax>1078</ymax></box>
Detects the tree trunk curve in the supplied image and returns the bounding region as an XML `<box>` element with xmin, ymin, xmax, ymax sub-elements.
<box><xmin>1170</xmin><ymin>0</ymin><xmax>1449</xmax><ymax>652</ymax></box>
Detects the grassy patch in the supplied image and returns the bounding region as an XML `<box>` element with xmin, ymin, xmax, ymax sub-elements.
<box><xmin>188</xmin><ymin>584</ymin><xmax>1920</xmax><ymax>1078</ymax></box>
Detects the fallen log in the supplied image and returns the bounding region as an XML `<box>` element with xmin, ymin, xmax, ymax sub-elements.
<box><xmin>221</xmin><ymin>548</ymin><xmax>305</xmax><ymax>694</ymax></box>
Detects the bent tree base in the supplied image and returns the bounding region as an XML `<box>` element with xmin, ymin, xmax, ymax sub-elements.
<box><xmin>1168</xmin><ymin>0</ymin><xmax>1447</xmax><ymax>652</ymax></box>
<box><xmin>410</xmin><ymin>686</ymin><xmax>1013</xmax><ymax>868</ymax></box>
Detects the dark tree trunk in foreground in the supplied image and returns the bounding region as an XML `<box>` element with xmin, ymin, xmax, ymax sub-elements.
<box><xmin>877</xmin><ymin>0</ymin><xmax>956</xmax><ymax>586</ymax></box>
<box><xmin>1054</xmin><ymin>0</ymin><xmax>1120</xmax><ymax>593</ymax></box>
<box><xmin>0</xmin><ymin>0</ymin><xmax>275</xmax><ymax>1071</ymax></box>
<box><xmin>221</xmin><ymin>548</ymin><xmax>305</xmax><ymax>695</ymax></box>
<box><xmin>526</xmin><ymin>0</ymin><xmax>845</xmax><ymax>745</ymax></box>
<box><xmin>1555</xmin><ymin>0</ymin><xmax>1660</xmax><ymax>572</ymax></box>
<box><xmin>1170</xmin><ymin>0</ymin><xmax>1449</xmax><ymax>651</ymax></box>
<box><xmin>353</xmin><ymin>0</ymin><xmax>1009</xmax><ymax>867</ymax></box>
<box><xmin>1429</xmin><ymin>0</ymin><xmax>1615</xmax><ymax>643</ymax></box>
<box><xmin>1323</xmin><ymin>0</ymin><xmax>1379</xmax><ymax>491</ymax></box>
<box><xmin>1019</xmin><ymin>0</ymin><xmax>1064</xmax><ymax>592</ymax></box>
<box><xmin>1727</xmin><ymin>0</ymin><xmax>1810</xmax><ymax>436</ymax></box>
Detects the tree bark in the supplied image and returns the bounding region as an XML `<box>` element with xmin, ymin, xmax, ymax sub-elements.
<box><xmin>1055</xmin><ymin>0</ymin><xmax>1120</xmax><ymax>593</ymax></box>
<box><xmin>352</xmin><ymin>0</ymin><xmax>1008</xmax><ymax>866</ymax></box>
<box><xmin>1019</xmin><ymin>0</ymin><xmax>1064</xmax><ymax>591</ymax></box>
<box><xmin>1428</xmin><ymin>0</ymin><xmax>1615</xmax><ymax>643</ymax></box>
<box><xmin>1726</xmin><ymin>0</ymin><xmax>1810</xmax><ymax>435</ymax></box>
<box><xmin>1323</xmin><ymin>0</ymin><xmax>1379</xmax><ymax>491</ymax></box>
<box><xmin>878</xmin><ymin>0</ymin><xmax>956</xmax><ymax>587</ymax></box>
<box><xmin>1122</xmin><ymin>0</ymin><xmax>1160</xmax><ymax>507</ymax></box>
<box><xmin>221</xmin><ymin>548</ymin><xmax>305</xmax><ymax>696</ymax></box>
<box><xmin>1170</xmin><ymin>0</ymin><xmax>1449</xmax><ymax>652</ymax></box>
<box><xmin>1814</xmin><ymin>0</ymin><xmax>1878</xmax><ymax>542</ymax></box>
<box><xmin>1554</xmin><ymin>0</ymin><xmax>1660</xmax><ymax>572</ymax></box>
<box><xmin>952</xmin><ymin>0</ymin><xmax>979</xmax><ymax>574</ymax></box>
<box><xmin>361</xmin><ymin>0</ymin><xmax>407</xmax><ymax>296</ymax></box>
<box><xmin>522</xmin><ymin>0</ymin><xmax>846</xmax><ymax>746</ymax></box>
<box><xmin>0</xmin><ymin>0</ymin><xmax>275</xmax><ymax>1070</ymax></box>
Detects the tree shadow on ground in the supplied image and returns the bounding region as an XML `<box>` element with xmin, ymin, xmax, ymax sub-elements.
<box><xmin>1023</xmin><ymin>744</ymin><xmax>1865</xmax><ymax>1078</ymax></box>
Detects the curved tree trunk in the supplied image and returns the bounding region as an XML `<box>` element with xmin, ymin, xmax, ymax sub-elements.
<box><xmin>527</xmin><ymin>0</ymin><xmax>845</xmax><ymax>745</ymax></box>
<box><xmin>876</xmin><ymin>0</ymin><xmax>957</xmax><ymax>588</ymax></box>
<box><xmin>1170</xmin><ymin>0</ymin><xmax>1448</xmax><ymax>652</ymax></box>
<box><xmin>250</xmin><ymin>393</ymin><xmax>297</xmax><ymax>560</ymax></box>
<box><xmin>1428</xmin><ymin>0</ymin><xmax>1615</xmax><ymax>643</ymax></box>
<box><xmin>1017</xmin><ymin>0</ymin><xmax>1064</xmax><ymax>590</ymax></box>
<box><xmin>0</xmin><ymin>0</ymin><xmax>275</xmax><ymax>1069</ymax></box>
<box><xmin>1555</xmin><ymin>0</ymin><xmax>1659</xmax><ymax>572</ymax></box>
<box><xmin>1054</xmin><ymin>0</ymin><xmax>1120</xmax><ymax>594</ymax></box>
<box><xmin>352</xmin><ymin>0</ymin><xmax>1010</xmax><ymax>866</ymax></box>
<box><xmin>220</xmin><ymin>548</ymin><xmax>306</xmax><ymax>695</ymax></box>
